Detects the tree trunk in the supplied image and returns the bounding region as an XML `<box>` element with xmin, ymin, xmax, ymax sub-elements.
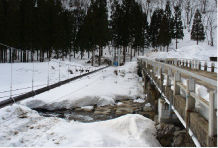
<box><xmin>176</xmin><ymin>38</ymin><xmax>178</xmax><ymax>49</ymax></box>
<box><xmin>17</xmin><ymin>50</ymin><xmax>19</xmax><ymax>61</ymax></box>
<box><xmin>81</xmin><ymin>51</ymin><xmax>83</xmax><ymax>60</ymax></box>
<box><xmin>134</xmin><ymin>47</ymin><xmax>136</xmax><ymax>57</ymax></box>
<box><xmin>101</xmin><ymin>47</ymin><xmax>103</xmax><ymax>56</ymax></box>
<box><xmin>130</xmin><ymin>46</ymin><xmax>132</xmax><ymax>61</ymax></box>
<box><xmin>23</xmin><ymin>50</ymin><xmax>26</xmax><ymax>63</ymax></box>
<box><xmin>123</xmin><ymin>46</ymin><xmax>126</xmax><ymax>64</ymax></box>
<box><xmin>88</xmin><ymin>51</ymin><xmax>90</xmax><ymax>59</ymax></box>
<box><xmin>37</xmin><ymin>50</ymin><xmax>38</xmax><ymax>61</ymax></box>
<box><xmin>20</xmin><ymin>49</ymin><xmax>23</xmax><ymax>62</ymax></box>
<box><xmin>12</xmin><ymin>49</ymin><xmax>15</xmax><ymax>63</ymax></box>
<box><xmin>92</xmin><ymin>48</ymin><xmax>94</xmax><ymax>66</ymax></box>
<box><xmin>138</xmin><ymin>47</ymin><xmax>139</xmax><ymax>56</ymax></box>
<box><xmin>27</xmin><ymin>50</ymin><xmax>29</xmax><ymax>63</ymax></box>
<box><xmin>0</xmin><ymin>49</ymin><xmax>2</xmax><ymax>63</ymax></box>
<box><xmin>9</xmin><ymin>48</ymin><xmax>12</xmax><ymax>63</ymax></box>
<box><xmin>99</xmin><ymin>46</ymin><xmax>101</xmax><ymax>66</ymax></box>
<box><xmin>4</xmin><ymin>49</ymin><xmax>7</xmax><ymax>63</ymax></box>
<box><xmin>31</xmin><ymin>51</ymin><xmax>33</xmax><ymax>62</ymax></box>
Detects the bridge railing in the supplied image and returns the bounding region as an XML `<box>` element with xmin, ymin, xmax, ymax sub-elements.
<box><xmin>138</xmin><ymin>58</ymin><xmax>217</xmax><ymax>147</ymax></box>
<box><xmin>155</xmin><ymin>58</ymin><xmax>217</xmax><ymax>73</ymax></box>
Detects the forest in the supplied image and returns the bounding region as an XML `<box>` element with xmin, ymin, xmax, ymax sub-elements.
<box><xmin>0</xmin><ymin>0</ymin><xmax>216</xmax><ymax>65</ymax></box>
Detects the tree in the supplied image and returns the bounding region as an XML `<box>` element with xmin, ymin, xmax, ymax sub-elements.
<box><xmin>171</xmin><ymin>5</ymin><xmax>184</xmax><ymax>49</ymax></box>
<box><xmin>95</xmin><ymin>0</ymin><xmax>110</xmax><ymax>65</ymax></box>
<box><xmin>164</xmin><ymin>1</ymin><xmax>172</xmax><ymax>52</ymax></box>
<box><xmin>191</xmin><ymin>9</ymin><xmax>205</xmax><ymax>45</ymax></box>
<box><xmin>132</xmin><ymin>2</ymin><xmax>149</xmax><ymax>56</ymax></box>
<box><xmin>150</xmin><ymin>9</ymin><xmax>164</xmax><ymax>49</ymax></box>
<box><xmin>158</xmin><ymin>14</ymin><xmax>171</xmax><ymax>51</ymax></box>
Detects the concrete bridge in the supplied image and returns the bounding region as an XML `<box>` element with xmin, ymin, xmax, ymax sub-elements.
<box><xmin>138</xmin><ymin>57</ymin><xmax>217</xmax><ymax>147</ymax></box>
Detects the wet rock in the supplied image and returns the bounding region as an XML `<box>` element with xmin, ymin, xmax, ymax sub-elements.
<box><xmin>116</xmin><ymin>108</ymin><xmax>133</xmax><ymax>116</ymax></box>
<box><xmin>156</xmin><ymin>123</ymin><xmax>195</xmax><ymax>147</ymax></box>
<box><xmin>159</xmin><ymin>133</ymin><xmax>174</xmax><ymax>147</ymax></box>
<box><xmin>143</xmin><ymin>106</ymin><xmax>153</xmax><ymax>112</ymax></box>
<box><xmin>74</xmin><ymin>107</ymin><xmax>93</xmax><ymax>112</ymax></box>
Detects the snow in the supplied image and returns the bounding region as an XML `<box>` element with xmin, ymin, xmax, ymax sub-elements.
<box><xmin>146</xmin><ymin>45</ymin><xmax>216</xmax><ymax>61</ymax></box>
<box><xmin>19</xmin><ymin>61</ymin><xmax>144</xmax><ymax>110</ymax></box>
<box><xmin>0</xmin><ymin>59</ymin><xmax>103</xmax><ymax>101</ymax></box>
<box><xmin>0</xmin><ymin>104</ymin><xmax>161</xmax><ymax>147</ymax></box>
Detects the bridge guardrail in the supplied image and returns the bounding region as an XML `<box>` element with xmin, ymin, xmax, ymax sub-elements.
<box><xmin>138</xmin><ymin>57</ymin><xmax>217</xmax><ymax>147</ymax></box>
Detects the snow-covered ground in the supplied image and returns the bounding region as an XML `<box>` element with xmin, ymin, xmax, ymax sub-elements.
<box><xmin>0</xmin><ymin>59</ymin><xmax>104</xmax><ymax>101</ymax></box>
<box><xmin>0</xmin><ymin>57</ymin><xmax>162</xmax><ymax>147</ymax></box>
<box><xmin>0</xmin><ymin>104</ymin><xmax>161</xmax><ymax>147</ymax></box>
<box><xmin>20</xmin><ymin>61</ymin><xmax>144</xmax><ymax>110</ymax></box>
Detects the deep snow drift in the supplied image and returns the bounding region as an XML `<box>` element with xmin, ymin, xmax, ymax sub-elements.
<box><xmin>0</xmin><ymin>104</ymin><xmax>161</xmax><ymax>147</ymax></box>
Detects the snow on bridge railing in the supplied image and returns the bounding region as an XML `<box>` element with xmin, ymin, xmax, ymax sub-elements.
<box><xmin>155</xmin><ymin>58</ymin><xmax>217</xmax><ymax>73</ymax></box>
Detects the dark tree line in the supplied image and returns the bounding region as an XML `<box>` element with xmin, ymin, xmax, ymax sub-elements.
<box><xmin>0</xmin><ymin>0</ymin><xmax>205</xmax><ymax>64</ymax></box>
<box><xmin>0</xmin><ymin>0</ymin><xmax>76</xmax><ymax>63</ymax></box>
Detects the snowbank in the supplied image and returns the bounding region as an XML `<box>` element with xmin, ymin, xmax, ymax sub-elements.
<box><xmin>0</xmin><ymin>104</ymin><xmax>161</xmax><ymax>147</ymax></box>
<box><xmin>146</xmin><ymin>45</ymin><xmax>216</xmax><ymax>61</ymax></box>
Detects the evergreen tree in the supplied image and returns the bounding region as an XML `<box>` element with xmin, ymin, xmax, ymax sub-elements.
<box><xmin>158</xmin><ymin>14</ymin><xmax>171</xmax><ymax>51</ymax></box>
<box><xmin>164</xmin><ymin>0</ymin><xmax>172</xmax><ymax>52</ymax></box>
<box><xmin>110</xmin><ymin>1</ymin><xmax>122</xmax><ymax>48</ymax></box>
<box><xmin>165</xmin><ymin>0</ymin><xmax>171</xmax><ymax>20</ymax></box>
<box><xmin>150</xmin><ymin>9</ymin><xmax>164</xmax><ymax>49</ymax></box>
<box><xmin>191</xmin><ymin>9</ymin><xmax>205</xmax><ymax>45</ymax></box>
<box><xmin>95</xmin><ymin>0</ymin><xmax>110</xmax><ymax>65</ymax></box>
<box><xmin>171</xmin><ymin>5</ymin><xmax>184</xmax><ymax>49</ymax></box>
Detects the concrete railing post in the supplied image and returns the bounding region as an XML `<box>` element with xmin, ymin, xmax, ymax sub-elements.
<box><xmin>208</xmin><ymin>90</ymin><xmax>217</xmax><ymax>137</ymax></box>
<box><xmin>166</xmin><ymin>69</ymin><xmax>172</xmax><ymax>87</ymax></box>
<box><xmin>204</xmin><ymin>62</ymin><xmax>207</xmax><ymax>71</ymax></box>
<box><xmin>185</xmin><ymin>78</ymin><xmax>196</xmax><ymax>130</ymax></box>
<box><xmin>191</xmin><ymin>60</ymin><xmax>195</xmax><ymax>69</ymax></box>
<box><xmin>159</xmin><ymin>66</ymin><xmax>164</xmax><ymax>92</ymax></box>
<box><xmin>186</xmin><ymin>60</ymin><xmax>188</xmax><ymax>67</ymax></box>
<box><xmin>198</xmin><ymin>61</ymin><xmax>201</xmax><ymax>70</ymax></box>
<box><xmin>173</xmin><ymin>71</ymin><xmax>181</xmax><ymax>95</ymax></box>
<box><xmin>158</xmin><ymin>98</ymin><xmax>164</xmax><ymax>123</ymax></box>
<box><xmin>211</xmin><ymin>63</ymin><xmax>215</xmax><ymax>72</ymax></box>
